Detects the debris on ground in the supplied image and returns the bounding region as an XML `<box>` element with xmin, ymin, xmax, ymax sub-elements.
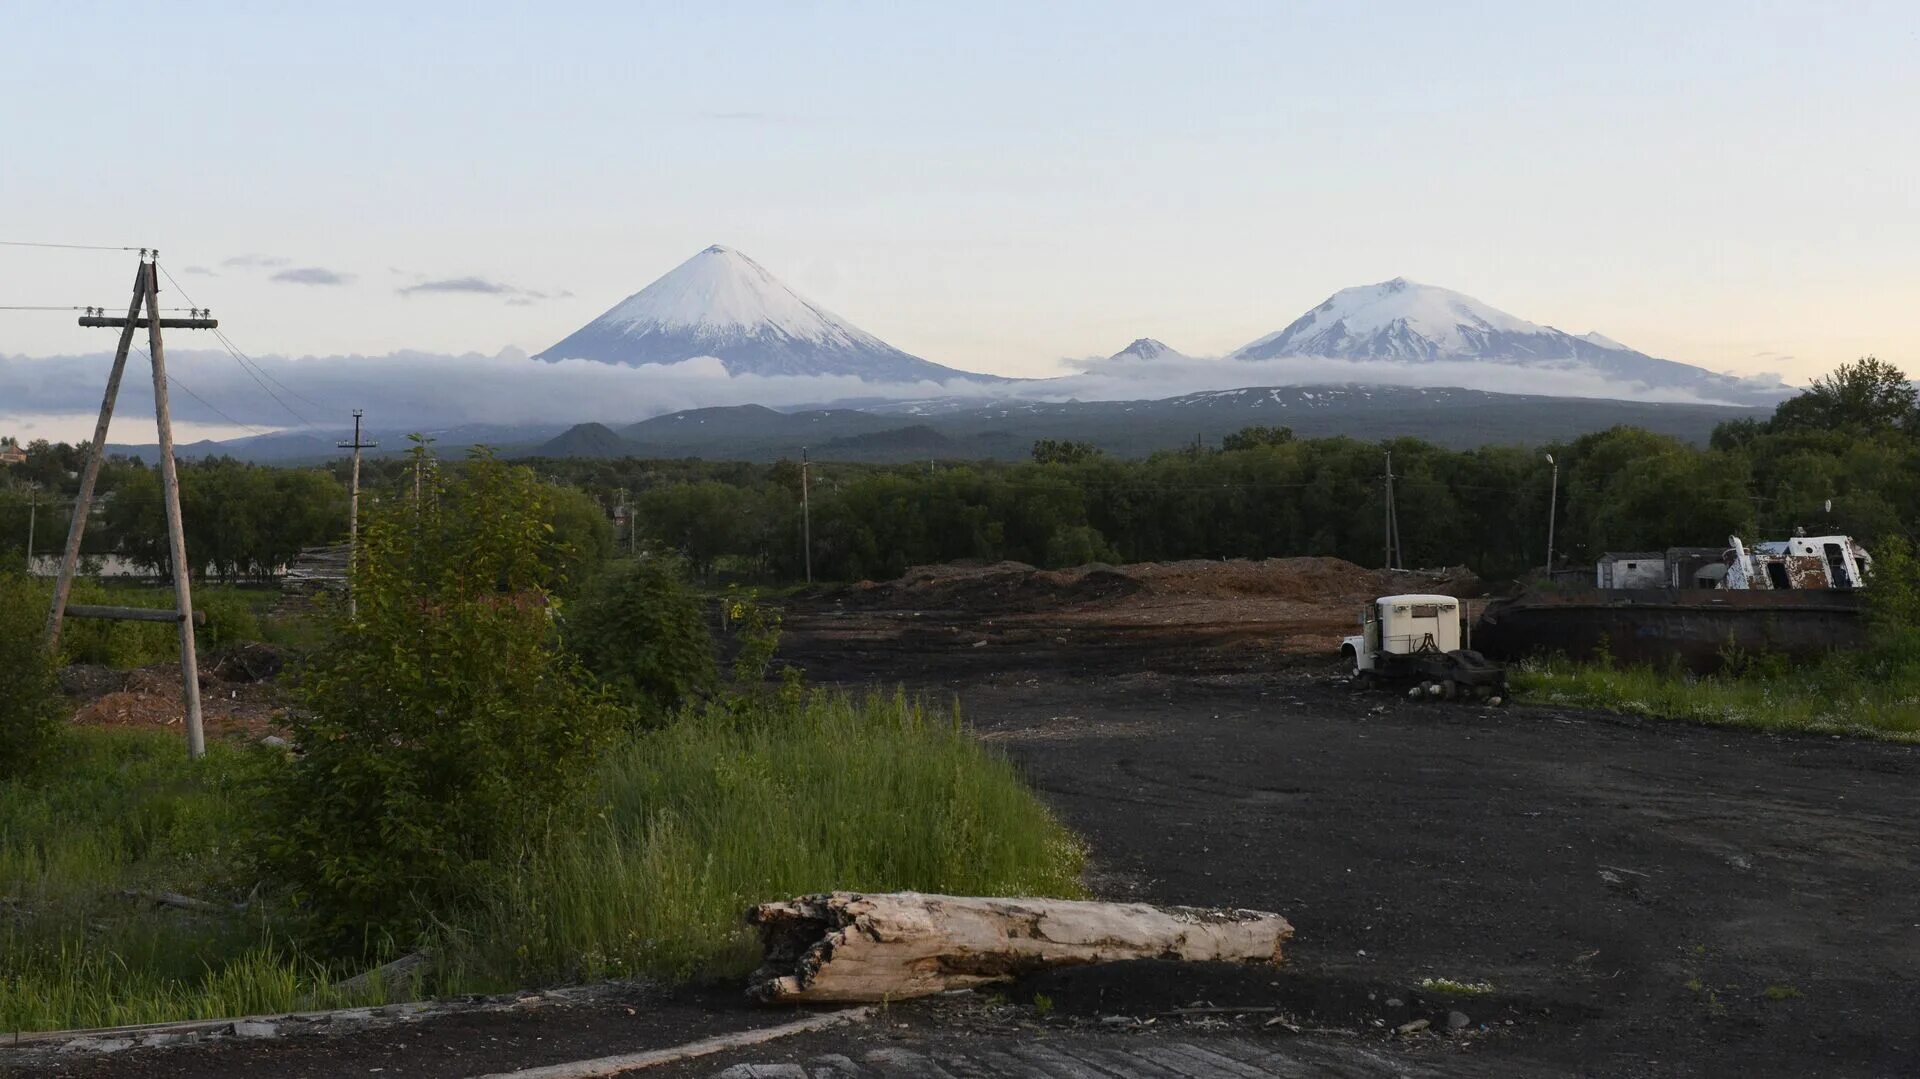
<box><xmin>67</xmin><ymin>659</ymin><xmax>285</xmax><ymax>740</ymax></box>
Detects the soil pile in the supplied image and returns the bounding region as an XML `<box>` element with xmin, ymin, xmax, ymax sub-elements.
<box><xmin>848</xmin><ymin>557</ymin><xmax>1478</xmax><ymax>617</ymax></box>
<box><xmin>70</xmin><ymin>659</ymin><xmax>285</xmax><ymax>739</ymax></box>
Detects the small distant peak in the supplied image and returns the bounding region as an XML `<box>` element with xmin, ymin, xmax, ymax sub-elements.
<box><xmin>1381</xmin><ymin>276</ymin><xmax>1412</xmax><ymax>291</ymax></box>
<box><xmin>1111</xmin><ymin>337</ymin><xmax>1184</xmax><ymax>361</ymax></box>
<box><xmin>701</xmin><ymin>244</ymin><xmax>736</xmax><ymax>255</ymax></box>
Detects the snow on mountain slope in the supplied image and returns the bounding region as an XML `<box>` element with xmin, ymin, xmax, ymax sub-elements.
<box><xmin>1107</xmin><ymin>337</ymin><xmax>1188</xmax><ymax>362</ymax></box>
<box><xmin>1236</xmin><ymin>277</ymin><xmax>1568</xmax><ymax>362</ymax></box>
<box><xmin>536</xmin><ymin>245</ymin><xmax>988</xmax><ymax>382</ymax></box>
<box><xmin>1579</xmin><ymin>331</ymin><xmax>1633</xmax><ymax>352</ymax></box>
<box><xmin>1232</xmin><ymin>277</ymin><xmax>1786</xmax><ymax>403</ymax></box>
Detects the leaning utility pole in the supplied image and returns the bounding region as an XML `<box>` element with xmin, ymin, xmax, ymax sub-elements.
<box><xmin>336</xmin><ymin>410</ymin><xmax>376</xmax><ymax>618</ymax></box>
<box><xmin>24</xmin><ymin>481</ymin><xmax>37</xmax><ymax>573</ymax></box>
<box><xmin>49</xmin><ymin>252</ymin><xmax>217</xmax><ymax>758</ymax></box>
<box><xmin>800</xmin><ymin>448</ymin><xmax>813</xmax><ymax>584</ymax></box>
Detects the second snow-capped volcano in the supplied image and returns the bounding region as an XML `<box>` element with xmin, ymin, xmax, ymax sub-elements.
<box><xmin>1232</xmin><ymin>277</ymin><xmax>1784</xmax><ymax>402</ymax></box>
<box><xmin>1235</xmin><ymin>277</ymin><xmax>1601</xmax><ymax>363</ymax></box>
<box><xmin>536</xmin><ymin>245</ymin><xmax>978</xmax><ymax>382</ymax></box>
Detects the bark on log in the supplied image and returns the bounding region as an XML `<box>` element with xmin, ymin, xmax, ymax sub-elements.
<box><xmin>746</xmin><ymin>891</ymin><xmax>1293</xmax><ymax>1003</ymax></box>
<box><xmin>336</xmin><ymin>950</ymin><xmax>431</xmax><ymax>995</ymax></box>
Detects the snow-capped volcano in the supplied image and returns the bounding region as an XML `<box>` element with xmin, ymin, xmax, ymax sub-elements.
<box><xmin>536</xmin><ymin>245</ymin><xmax>982</xmax><ymax>382</ymax></box>
<box><xmin>1233</xmin><ymin>277</ymin><xmax>1786</xmax><ymax>402</ymax></box>
<box><xmin>1107</xmin><ymin>337</ymin><xmax>1187</xmax><ymax>362</ymax></box>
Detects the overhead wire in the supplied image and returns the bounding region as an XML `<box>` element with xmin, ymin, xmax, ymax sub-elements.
<box><xmin>0</xmin><ymin>239</ymin><xmax>145</xmax><ymax>252</ymax></box>
<box><xmin>155</xmin><ymin>261</ymin><xmax>328</xmax><ymax>427</ymax></box>
<box><xmin>134</xmin><ymin>346</ymin><xmax>269</xmax><ymax>438</ymax></box>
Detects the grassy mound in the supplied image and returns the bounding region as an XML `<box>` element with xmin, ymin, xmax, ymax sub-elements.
<box><xmin>1514</xmin><ymin>656</ymin><xmax>1920</xmax><ymax>742</ymax></box>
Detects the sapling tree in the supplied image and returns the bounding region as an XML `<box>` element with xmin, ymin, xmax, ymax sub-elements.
<box><xmin>257</xmin><ymin>447</ymin><xmax>621</xmax><ymax>947</ymax></box>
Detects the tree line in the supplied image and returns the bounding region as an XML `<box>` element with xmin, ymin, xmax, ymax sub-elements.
<box><xmin>4</xmin><ymin>357</ymin><xmax>1912</xmax><ymax>586</ymax></box>
<box><xmin>522</xmin><ymin>357</ymin><xmax>1919</xmax><ymax>583</ymax></box>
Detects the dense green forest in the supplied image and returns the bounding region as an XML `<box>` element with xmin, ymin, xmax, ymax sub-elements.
<box><xmin>3</xmin><ymin>359</ymin><xmax>1913</xmax><ymax>586</ymax></box>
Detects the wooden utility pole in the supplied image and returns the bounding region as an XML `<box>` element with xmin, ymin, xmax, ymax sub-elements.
<box><xmin>49</xmin><ymin>252</ymin><xmax>217</xmax><ymax>759</ymax></box>
<box><xmin>800</xmin><ymin>447</ymin><xmax>812</xmax><ymax>584</ymax></box>
<box><xmin>143</xmin><ymin>259</ymin><xmax>207</xmax><ymax>759</ymax></box>
<box><xmin>1383</xmin><ymin>451</ymin><xmax>1397</xmax><ymax>571</ymax></box>
<box><xmin>24</xmin><ymin>482</ymin><xmax>37</xmax><ymax>573</ymax></box>
<box><xmin>46</xmin><ymin>263</ymin><xmax>149</xmax><ymax>649</ymax></box>
<box><xmin>336</xmin><ymin>410</ymin><xmax>376</xmax><ymax>618</ymax></box>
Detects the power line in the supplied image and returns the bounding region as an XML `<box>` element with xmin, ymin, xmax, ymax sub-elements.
<box><xmin>0</xmin><ymin>239</ymin><xmax>144</xmax><ymax>252</ymax></box>
<box><xmin>214</xmin><ymin>327</ymin><xmax>332</xmax><ymax>414</ymax></box>
<box><xmin>134</xmin><ymin>347</ymin><xmax>268</xmax><ymax>438</ymax></box>
<box><xmin>158</xmin><ymin>262</ymin><xmax>330</xmax><ymax>425</ymax></box>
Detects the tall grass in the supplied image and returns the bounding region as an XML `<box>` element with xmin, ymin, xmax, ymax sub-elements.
<box><xmin>1514</xmin><ymin>652</ymin><xmax>1920</xmax><ymax>742</ymax></box>
<box><xmin>444</xmin><ymin>688</ymin><xmax>1084</xmax><ymax>988</ymax></box>
<box><xmin>0</xmin><ymin>731</ymin><xmax>382</xmax><ymax>1031</ymax></box>
<box><xmin>1</xmin><ymin>690</ymin><xmax>1083</xmax><ymax>1033</ymax></box>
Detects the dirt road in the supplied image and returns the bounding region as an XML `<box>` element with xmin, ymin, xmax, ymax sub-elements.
<box><xmin>774</xmin><ymin>593</ymin><xmax>1920</xmax><ymax>1077</ymax></box>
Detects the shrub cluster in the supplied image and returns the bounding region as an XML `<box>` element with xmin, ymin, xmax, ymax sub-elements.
<box><xmin>0</xmin><ymin>574</ymin><xmax>64</xmax><ymax>777</ymax></box>
<box><xmin>255</xmin><ymin>451</ymin><xmax>622</xmax><ymax>947</ymax></box>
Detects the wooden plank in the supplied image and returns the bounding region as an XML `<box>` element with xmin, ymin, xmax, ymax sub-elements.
<box><xmin>46</xmin><ymin>263</ymin><xmax>148</xmax><ymax>650</ymax></box>
<box><xmin>64</xmin><ymin>604</ymin><xmax>206</xmax><ymax>625</ymax></box>
<box><xmin>77</xmin><ymin>316</ymin><xmax>218</xmax><ymax>329</ymax></box>
<box><xmin>468</xmin><ymin>1007</ymin><xmax>873</xmax><ymax>1079</ymax></box>
<box><xmin>143</xmin><ymin>261</ymin><xmax>206</xmax><ymax>760</ymax></box>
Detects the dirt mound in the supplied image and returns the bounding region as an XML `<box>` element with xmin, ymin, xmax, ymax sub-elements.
<box><xmin>70</xmin><ymin>661</ymin><xmax>284</xmax><ymax>740</ymax></box>
<box><xmin>849</xmin><ymin>556</ymin><xmax>1477</xmax><ymax>616</ymax></box>
<box><xmin>1120</xmin><ymin>557</ymin><xmax>1376</xmax><ymax>603</ymax></box>
<box><xmin>847</xmin><ymin>560</ymin><xmax>1146</xmax><ymax>615</ymax></box>
<box><xmin>58</xmin><ymin>664</ymin><xmax>126</xmax><ymax>701</ymax></box>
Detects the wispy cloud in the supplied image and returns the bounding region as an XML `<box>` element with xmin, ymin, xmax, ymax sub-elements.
<box><xmin>396</xmin><ymin>276</ymin><xmax>571</xmax><ymax>302</ymax></box>
<box><xmin>398</xmin><ymin>276</ymin><xmax>513</xmax><ymax>296</ymax></box>
<box><xmin>222</xmin><ymin>253</ymin><xmax>290</xmax><ymax>269</ymax></box>
<box><xmin>270</xmin><ymin>267</ymin><xmax>354</xmax><ymax>286</ymax></box>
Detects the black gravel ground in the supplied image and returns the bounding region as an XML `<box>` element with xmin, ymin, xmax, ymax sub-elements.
<box><xmin>17</xmin><ymin>611</ymin><xmax>1920</xmax><ymax>1078</ymax></box>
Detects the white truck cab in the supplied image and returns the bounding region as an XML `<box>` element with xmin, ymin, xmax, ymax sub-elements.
<box><xmin>1342</xmin><ymin>594</ymin><xmax>1462</xmax><ymax>673</ymax></box>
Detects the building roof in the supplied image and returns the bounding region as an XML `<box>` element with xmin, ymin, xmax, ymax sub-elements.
<box><xmin>1598</xmin><ymin>551</ymin><xmax>1665</xmax><ymax>562</ymax></box>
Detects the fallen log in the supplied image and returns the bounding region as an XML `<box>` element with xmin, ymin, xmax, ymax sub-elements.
<box><xmin>746</xmin><ymin>891</ymin><xmax>1293</xmax><ymax>1003</ymax></box>
<box><xmin>119</xmin><ymin>889</ymin><xmax>242</xmax><ymax>915</ymax></box>
<box><xmin>336</xmin><ymin>950</ymin><xmax>431</xmax><ymax>996</ymax></box>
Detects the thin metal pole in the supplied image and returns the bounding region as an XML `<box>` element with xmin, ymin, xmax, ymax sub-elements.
<box><xmin>800</xmin><ymin>448</ymin><xmax>812</xmax><ymax>584</ymax></box>
<box><xmin>46</xmin><ymin>262</ymin><xmax>146</xmax><ymax>650</ymax></box>
<box><xmin>143</xmin><ymin>258</ymin><xmax>205</xmax><ymax>759</ymax></box>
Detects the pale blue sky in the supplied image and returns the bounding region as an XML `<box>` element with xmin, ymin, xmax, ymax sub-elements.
<box><xmin>3</xmin><ymin>1</ymin><xmax>1915</xmax><ymax>379</ymax></box>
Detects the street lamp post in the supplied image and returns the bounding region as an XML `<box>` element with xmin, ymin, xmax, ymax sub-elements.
<box><xmin>1544</xmin><ymin>454</ymin><xmax>1559</xmax><ymax>576</ymax></box>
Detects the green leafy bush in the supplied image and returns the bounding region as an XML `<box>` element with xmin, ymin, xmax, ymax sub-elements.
<box><xmin>255</xmin><ymin>450</ymin><xmax>623</xmax><ymax>947</ymax></box>
<box><xmin>195</xmin><ymin>589</ymin><xmax>263</xmax><ymax>649</ymax></box>
<box><xmin>0</xmin><ymin>573</ymin><xmax>64</xmax><ymax>777</ymax></box>
<box><xmin>566</xmin><ymin>555</ymin><xmax>718</xmax><ymax>723</ymax></box>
